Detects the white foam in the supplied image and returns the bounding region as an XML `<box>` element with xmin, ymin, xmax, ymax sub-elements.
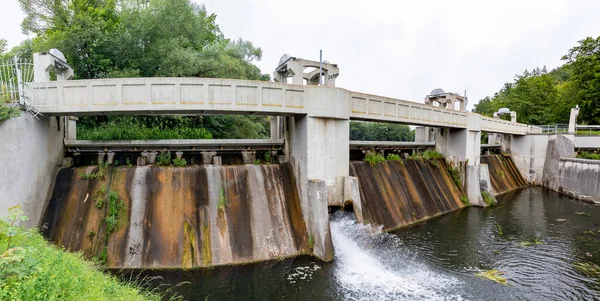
<box><xmin>330</xmin><ymin>214</ymin><xmax>465</xmax><ymax>301</ymax></box>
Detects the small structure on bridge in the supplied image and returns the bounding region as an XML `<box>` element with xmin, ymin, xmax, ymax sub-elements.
<box><xmin>273</xmin><ymin>54</ymin><xmax>339</xmax><ymax>87</ymax></box>
<box><xmin>424</xmin><ymin>88</ymin><xmax>468</xmax><ymax>111</ymax></box>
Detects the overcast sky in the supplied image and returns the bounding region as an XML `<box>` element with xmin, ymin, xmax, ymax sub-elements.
<box><xmin>2</xmin><ymin>0</ymin><xmax>600</xmax><ymax>109</ymax></box>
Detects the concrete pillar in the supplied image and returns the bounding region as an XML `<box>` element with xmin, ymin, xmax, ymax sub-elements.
<box><xmin>106</xmin><ymin>152</ymin><xmax>115</xmax><ymax>164</ymax></box>
<box><xmin>242</xmin><ymin>151</ymin><xmax>256</xmax><ymax>164</ymax></box>
<box><xmin>569</xmin><ymin>107</ymin><xmax>579</xmax><ymax>133</ymax></box>
<box><xmin>175</xmin><ymin>151</ymin><xmax>183</xmax><ymax>160</ymax></box>
<box><xmin>97</xmin><ymin>152</ymin><xmax>106</xmax><ymax>164</ymax></box>
<box><xmin>212</xmin><ymin>156</ymin><xmax>222</xmax><ymax>165</ymax></box>
<box><xmin>147</xmin><ymin>152</ymin><xmax>157</xmax><ymax>164</ymax></box>
<box><xmin>270</xmin><ymin>116</ymin><xmax>284</xmax><ymax>140</ymax></box>
<box><xmin>201</xmin><ymin>151</ymin><xmax>216</xmax><ymax>164</ymax></box>
<box><xmin>285</xmin><ymin>115</ymin><xmax>349</xmax><ymax>261</ymax></box>
<box><xmin>66</xmin><ymin>116</ymin><xmax>78</xmax><ymax>140</ymax></box>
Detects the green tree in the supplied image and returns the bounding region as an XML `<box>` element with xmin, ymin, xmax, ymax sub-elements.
<box><xmin>350</xmin><ymin>121</ymin><xmax>414</xmax><ymax>141</ymax></box>
<box><xmin>562</xmin><ymin>36</ymin><xmax>600</xmax><ymax>123</ymax></box>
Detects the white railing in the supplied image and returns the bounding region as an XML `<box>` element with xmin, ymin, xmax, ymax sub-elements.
<box><xmin>535</xmin><ymin>124</ymin><xmax>570</xmax><ymax>134</ymax></box>
<box><xmin>0</xmin><ymin>57</ymin><xmax>33</xmax><ymax>102</ymax></box>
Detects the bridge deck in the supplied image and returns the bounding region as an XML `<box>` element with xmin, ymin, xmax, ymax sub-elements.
<box><xmin>35</xmin><ymin>77</ymin><xmax>531</xmax><ymax>135</ymax></box>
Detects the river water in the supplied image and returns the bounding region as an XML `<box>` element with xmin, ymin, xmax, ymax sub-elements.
<box><xmin>127</xmin><ymin>187</ymin><xmax>600</xmax><ymax>300</ymax></box>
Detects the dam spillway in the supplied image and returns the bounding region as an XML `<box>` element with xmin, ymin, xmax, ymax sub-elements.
<box><xmin>349</xmin><ymin>159</ymin><xmax>465</xmax><ymax>231</ymax></box>
<box><xmin>481</xmin><ymin>154</ymin><xmax>528</xmax><ymax>195</ymax></box>
<box><xmin>41</xmin><ymin>164</ymin><xmax>309</xmax><ymax>269</ymax></box>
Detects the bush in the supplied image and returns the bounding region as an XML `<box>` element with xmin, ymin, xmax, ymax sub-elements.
<box><xmin>77</xmin><ymin>123</ymin><xmax>213</xmax><ymax>140</ymax></box>
<box><xmin>0</xmin><ymin>102</ymin><xmax>20</xmax><ymax>123</ymax></box>
<box><xmin>482</xmin><ymin>191</ymin><xmax>497</xmax><ymax>206</ymax></box>
<box><xmin>364</xmin><ymin>151</ymin><xmax>385</xmax><ymax>166</ymax></box>
<box><xmin>156</xmin><ymin>151</ymin><xmax>171</xmax><ymax>166</ymax></box>
<box><xmin>172</xmin><ymin>157</ymin><xmax>187</xmax><ymax>167</ymax></box>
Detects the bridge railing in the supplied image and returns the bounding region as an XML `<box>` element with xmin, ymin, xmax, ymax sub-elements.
<box><xmin>349</xmin><ymin>91</ymin><xmax>467</xmax><ymax>128</ymax></box>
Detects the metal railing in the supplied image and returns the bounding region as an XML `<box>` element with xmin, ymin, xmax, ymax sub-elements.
<box><xmin>0</xmin><ymin>57</ymin><xmax>34</xmax><ymax>102</ymax></box>
<box><xmin>535</xmin><ymin>124</ymin><xmax>569</xmax><ymax>134</ymax></box>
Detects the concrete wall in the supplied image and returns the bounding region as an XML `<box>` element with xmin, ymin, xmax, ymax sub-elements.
<box><xmin>510</xmin><ymin>134</ymin><xmax>552</xmax><ymax>184</ymax></box>
<box><xmin>557</xmin><ymin>158</ymin><xmax>600</xmax><ymax>203</ymax></box>
<box><xmin>0</xmin><ymin>114</ymin><xmax>64</xmax><ymax>226</ymax></box>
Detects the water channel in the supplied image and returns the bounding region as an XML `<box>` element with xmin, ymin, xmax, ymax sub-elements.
<box><xmin>124</xmin><ymin>187</ymin><xmax>600</xmax><ymax>300</ymax></box>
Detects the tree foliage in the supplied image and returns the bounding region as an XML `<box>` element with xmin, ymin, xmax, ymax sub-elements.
<box><xmin>475</xmin><ymin>36</ymin><xmax>600</xmax><ymax>125</ymax></box>
<box><xmin>562</xmin><ymin>36</ymin><xmax>600</xmax><ymax>123</ymax></box>
<box><xmin>15</xmin><ymin>0</ymin><xmax>271</xmax><ymax>139</ymax></box>
<box><xmin>350</xmin><ymin>121</ymin><xmax>414</xmax><ymax>141</ymax></box>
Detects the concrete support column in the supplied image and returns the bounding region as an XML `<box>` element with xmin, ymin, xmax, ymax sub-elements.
<box><xmin>270</xmin><ymin>116</ymin><xmax>284</xmax><ymax>140</ymax></box>
<box><xmin>66</xmin><ymin>116</ymin><xmax>78</xmax><ymax>140</ymax></box>
<box><xmin>285</xmin><ymin>115</ymin><xmax>349</xmax><ymax>261</ymax></box>
<box><xmin>569</xmin><ymin>107</ymin><xmax>579</xmax><ymax>133</ymax></box>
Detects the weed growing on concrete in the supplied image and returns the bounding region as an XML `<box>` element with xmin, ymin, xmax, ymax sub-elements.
<box><xmin>126</xmin><ymin>157</ymin><xmax>132</xmax><ymax>167</ymax></box>
<box><xmin>482</xmin><ymin>191</ymin><xmax>496</xmax><ymax>206</ymax></box>
<box><xmin>448</xmin><ymin>165</ymin><xmax>462</xmax><ymax>189</ymax></box>
<box><xmin>364</xmin><ymin>151</ymin><xmax>385</xmax><ymax>166</ymax></box>
<box><xmin>264</xmin><ymin>152</ymin><xmax>272</xmax><ymax>163</ymax></box>
<box><xmin>460</xmin><ymin>195</ymin><xmax>471</xmax><ymax>206</ymax></box>
<box><xmin>495</xmin><ymin>169</ymin><xmax>505</xmax><ymax>179</ymax></box>
<box><xmin>0</xmin><ymin>101</ymin><xmax>21</xmax><ymax>123</ymax></box>
<box><xmin>105</xmin><ymin>191</ymin><xmax>125</xmax><ymax>237</ymax></box>
<box><xmin>497</xmin><ymin>224</ymin><xmax>503</xmax><ymax>236</ymax></box>
<box><xmin>254</xmin><ymin>159</ymin><xmax>261</xmax><ymax>164</ymax></box>
<box><xmin>173</xmin><ymin>157</ymin><xmax>187</xmax><ymax>167</ymax></box>
<box><xmin>113</xmin><ymin>160</ymin><xmax>119</xmax><ymax>166</ymax></box>
<box><xmin>218</xmin><ymin>186</ymin><xmax>227</xmax><ymax>212</ymax></box>
<box><xmin>81</xmin><ymin>161</ymin><xmax>108</xmax><ymax>180</ymax></box>
<box><xmin>156</xmin><ymin>151</ymin><xmax>171</xmax><ymax>166</ymax></box>
<box><xmin>308</xmin><ymin>234</ymin><xmax>315</xmax><ymax>251</ymax></box>
<box><xmin>408</xmin><ymin>150</ymin><xmax>443</xmax><ymax>167</ymax></box>
<box><xmin>386</xmin><ymin>153</ymin><xmax>401</xmax><ymax>161</ymax></box>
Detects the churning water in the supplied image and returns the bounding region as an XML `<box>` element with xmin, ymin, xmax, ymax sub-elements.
<box><xmin>123</xmin><ymin>187</ymin><xmax>600</xmax><ymax>300</ymax></box>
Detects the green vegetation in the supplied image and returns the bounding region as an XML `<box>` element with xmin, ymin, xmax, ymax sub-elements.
<box><xmin>573</xmin><ymin>262</ymin><xmax>600</xmax><ymax>278</ymax></box>
<box><xmin>264</xmin><ymin>152</ymin><xmax>273</xmax><ymax>164</ymax></box>
<box><xmin>495</xmin><ymin>169</ymin><xmax>505</xmax><ymax>179</ymax></box>
<box><xmin>364</xmin><ymin>151</ymin><xmax>385</xmax><ymax>166</ymax></box>
<box><xmin>386</xmin><ymin>153</ymin><xmax>401</xmax><ymax>161</ymax></box>
<box><xmin>218</xmin><ymin>186</ymin><xmax>227</xmax><ymax>213</ymax></box>
<box><xmin>474</xmin><ymin>36</ymin><xmax>600</xmax><ymax>125</ymax></box>
<box><xmin>308</xmin><ymin>234</ymin><xmax>315</xmax><ymax>252</ymax></box>
<box><xmin>409</xmin><ymin>150</ymin><xmax>443</xmax><ymax>167</ymax></box>
<box><xmin>254</xmin><ymin>159</ymin><xmax>261</xmax><ymax>165</ymax></box>
<box><xmin>78</xmin><ymin>122</ymin><xmax>213</xmax><ymax>140</ymax></box>
<box><xmin>156</xmin><ymin>151</ymin><xmax>171</xmax><ymax>166</ymax></box>
<box><xmin>520</xmin><ymin>238</ymin><xmax>543</xmax><ymax>247</ymax></box>
<box><xmin>95</xmin><ymin>186</ymin><xmax>106</xmax><ymax>209</ymax></box>
<box><xmin>350</xmin><ymin>121</ymin><xmax>414</xmax><ymax>141</ymax></box>
<box><xmin>482</xmin><ymin>191</ymin><xmax>496</xmax><ymax>206</ymax></box>
<box><xmin>105</xmin><ymin>192</ymin><xmax>125</xmax><ymax>236</ymax></box>
<box><xmin>172</xmin><ymin>157</ymin><xmax>187</xmax><ymax>167</ymax></box>
<box><xmin>0</xmin><ymin>101</ymin><xmax>20</xmax><ymax>123</ymax></box>
<box><xmin>576</xmin><ymin>130</ymin><xmax>600</xmax><ymax>136</ymax></box>
<box><xmin>476</xmin><ymin>270</ymin><xmax>507</xmax><ymax>285</ymax></box>
<box><xmin>577</xmin><ymin>151</ymin><xmax>600</xmax><ymax>160</ymax></box>
<box><xmin>448</xmin><ymin>165</ymin><xmax>462</xmax><ymax>189</ymax></box>
<box><xmin>0</xmin><ymin>206</ymin><xmax>160</xmax><ymax>300</ymax></box>
<box><xmin>460</xmin><ymin>195</ymin><xmax>470</xmax><ymax>206</ymax></box>
<box><xmin>497</xmin><ymin>224</ymin><xmax>504</xmax><ymax>237</ymax></box>
<box><xmin>126</xmin><ymin>158</ymin><xmax>133</xmax><ymax>167</ymax></box>
<box><xmin>80</xmin><ymin>161</ymin><xmax>109</xmax><ymax>180</ymax></box>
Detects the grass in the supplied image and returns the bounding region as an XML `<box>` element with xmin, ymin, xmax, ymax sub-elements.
<box><xmin>78</xmin><ymin>123</ymin><xmax>212</xmax><ymax>140</ymax></box>
<box><xmin>576</xmin><ymin>130</ymin><xmax>600</xmax><ymax>136</ymax></box>
<box><xmin>0</xmin><ymin>100</ymin><xmax>20</xmax><ymax>123</ymax></box>
<box><xmin>482</xmin><ymin>191</ymin><xmax>496</xmax><ymax>206</ymax></box>
<box><xmin>364</xmin><ymin>151</ymin><xmax>385</xmax><ymax>166</ymax></box>
<box><xmin>409</xmin><ymin>150</ymin><xmax>443</xmax><ymax>167</ymax></box>
<box><xmin>308</xmin><ymin>234</ymin><xmax>315</xmax><ymax>252</ymax></box>
<box><xmin>577</xmin><ymin>151</ymin><xmax>600</xmax><ymax>160</ymax></box>
<box><xmin>105</xmin><ymin>192</ymin><xmax>125</xmax><ymax>237</ymax></box>
<box><xmin>495</xmin><ymin>169</ymin><xmax>505</xmax><ymax>179</ymax></box>
<box><xmin>0</xmin><ymin>211</ymin><xmax>161</xmax><ymax>300</ymax></box>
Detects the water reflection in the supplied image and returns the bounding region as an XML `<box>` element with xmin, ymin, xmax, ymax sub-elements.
<box><xmin>119</xmin><ymin>187</ymin><xmax>600</xmax><ymax>300</ymax></box>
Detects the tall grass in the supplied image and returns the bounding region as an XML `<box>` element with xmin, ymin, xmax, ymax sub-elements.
<box><xmin>0</xmin><ymin>220</ymin><xmax>163</xmax><ymax>300</ymax></box>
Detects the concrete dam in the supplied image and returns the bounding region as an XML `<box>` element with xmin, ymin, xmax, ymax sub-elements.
<box><xmin>3</xmin><ymin>52</ymin><xmax>600</xmax><ymax>275</ymax></box>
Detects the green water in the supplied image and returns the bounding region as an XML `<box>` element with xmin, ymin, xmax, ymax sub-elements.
<box><xmin>123</xmin><ymin>187</ymin><xmax>600</xmax><ymax>300</ymax></box>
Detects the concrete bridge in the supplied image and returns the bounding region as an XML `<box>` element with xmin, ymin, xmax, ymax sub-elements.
<box><xmin>2</xmin><ymin>51</ymin><xmax>546</xmax><ymax>262</ymax></box>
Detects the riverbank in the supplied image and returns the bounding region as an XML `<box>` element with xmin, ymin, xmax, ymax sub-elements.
<box><xmin>0</xmin><ymin>218</ymin><xmax>162</xmax><ymax>300</ymax></box>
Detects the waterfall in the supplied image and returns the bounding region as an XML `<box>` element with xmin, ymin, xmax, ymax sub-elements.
<box><xmin>330</xmin><ymin>213</ymin><xmax>465</xmax><ymax>301</ymax></box>
<box><xmin>124</xmin><ymin>166</ymin><xmax>149</xmax><ymax>267</ymax></box>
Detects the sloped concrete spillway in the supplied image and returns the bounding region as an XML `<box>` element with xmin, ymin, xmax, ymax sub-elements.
<box><xmin>481</xmin><ymin>154</ymin><xmax>528</xmax><ymax>195</ymax></box>
<box><xmin>42</xmin><ymin>164</ymin><xmax>309</xmax><ymax>268</ymax></box>
<box><xmin>349</xmin><ymin>159</ymin><xmax>465</xmax><ymax>231</ymax></box>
